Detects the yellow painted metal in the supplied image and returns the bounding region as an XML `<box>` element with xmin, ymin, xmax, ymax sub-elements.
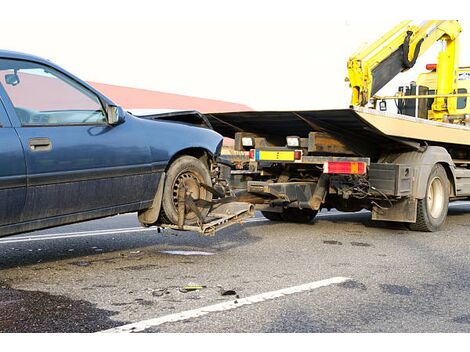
<box><xmin>374</xmin><ymin>66</ymin><xmax>470</xmax><ymax>117</ymax></box>
<box><xmin>347</xmin><ymin>21</ymin><xmax>413</xmax><ymax>106</ymax></box>
<box><xmin>347</xmin><ymin>20</ymin><xmax>462</xmax><ymax>120</ymax></box>
<box><xmin>257</xmin><ymin>150</ymin><xmax>295</xmax><ymax>161</ymax></box>
<box><xmin>374</xmin><ymin>93</ymin><xmax>470</xmax><ymax>100</ymax></box>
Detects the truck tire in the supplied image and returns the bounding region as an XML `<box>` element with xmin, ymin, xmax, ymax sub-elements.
<box><xmin>159</xmin><ymin>155</ymin><xmax>212</xmax><ymax>226</ymax></box>
<box><xmin>409</xmin><ymin>164</ymin><xmax>449</xmax><ymax>232</ymax></box>
<box><xmin>280</xmin><ymin>208</ymin><xmax>318</xmax><ymax>223</ymax></box>
<box><xmin>261</xmin><ymin>211</ymin><xmax>283</xmax><ymax>221</ymax></box>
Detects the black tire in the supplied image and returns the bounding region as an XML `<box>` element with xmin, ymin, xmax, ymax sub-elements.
<box><xmin>159</xmin><ymin>155</ymin><xmax>212</xmax><ymax>226</ymax></box>
<box><xmin>261</xmin><ymin>211</ymin><xmax>283</xmax><ymax>221</ymax></box>
<box><xmin>409</xmin><ymin>164</ymin><xmax>449</xmax><ymax>232</ymax></box>
<box><xmin>280</xmin><ymin>208</ymin><xmax>318</xmax><ymax>223</ymax></box>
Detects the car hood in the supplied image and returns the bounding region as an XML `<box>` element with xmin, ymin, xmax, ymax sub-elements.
<box><xmin>128</xmin><ymin>108</ymin><xmax>213</xmax><ymax>129</ymax></box>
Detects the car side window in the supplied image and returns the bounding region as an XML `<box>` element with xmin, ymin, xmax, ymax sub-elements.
<box><xmin>0</xmin><ymin>59</ymin><xmax>106</xmax><ymax>126</ymax></box>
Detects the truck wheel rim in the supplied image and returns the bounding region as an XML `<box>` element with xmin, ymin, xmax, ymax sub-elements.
<box><xmin>427</xmin><ymin>176</ymin><xmax>445</xmax><ymax>219</ymax></box>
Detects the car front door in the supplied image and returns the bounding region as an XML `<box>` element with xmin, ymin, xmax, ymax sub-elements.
<box><xmin>0</xmin><ymin>58</ymin><xmax>156</xmax><ymax>223</ymax></box>
<box><xmin>0</xmin><ymin>93</ymin><xmax>26</xmax><ymax>229</ymax></box>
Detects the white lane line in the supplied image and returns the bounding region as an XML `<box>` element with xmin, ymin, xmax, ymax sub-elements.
<box><xmin>0</xmin><ymin>218</ymin><xmax>265</xmax><ymax>244</ymax></box>
<box><xmin>0</xmin><ymin>212</ymin><xmax>359</xmax><ymax>244</ymax></box>
<box><xmin>0</xmin><ymin>227</ymin><xmax>155</xmax><ymax>244</ymax></box>
<box><xmin>6</xmin><ymin>201</ymin><xmax>464</xmax><ymax>245</ymax></box>
<box><xmin>3</xmin><ymin>226</ymin><xmax>144</xmax><ymax>241</ymax></box>
<box><xmin>101</xmin><ymin>276</ymin><xmax>351</xmax><ymax>333</ymax></box>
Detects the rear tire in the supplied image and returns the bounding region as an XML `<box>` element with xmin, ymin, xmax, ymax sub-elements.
<box><xmin>409</xmin><ymin>164</ymin><xmax>449</xmax><ymax>232</ymax></box>
<box><xmin>159</xmin><ymin>155</ymin><xmax>212</xmax><ymax>226</ymax></box>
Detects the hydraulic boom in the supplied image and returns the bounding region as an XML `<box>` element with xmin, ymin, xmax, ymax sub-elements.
<box><xmin>347</xmin><ymin>20</ymin><xmax>462</xmax><ymax>121</ymax></box>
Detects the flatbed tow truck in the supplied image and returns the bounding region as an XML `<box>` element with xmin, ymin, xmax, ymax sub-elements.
<box><xmin>199</xmin><ymin>20</ymin><xmax>470</xmax><ymax>232</ymax></box>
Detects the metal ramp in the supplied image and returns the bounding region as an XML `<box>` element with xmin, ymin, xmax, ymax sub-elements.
<box><xmin>160</xmin><ymin>201</ymin><xmax>254</xmax><ymax>236</ymax></box>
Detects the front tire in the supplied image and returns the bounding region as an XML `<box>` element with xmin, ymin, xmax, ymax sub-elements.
<box><xmin>159</xmin><ymin>155</ymin><xmax>212</xmax><ymax>226</ymax></box>
<box><xmin>409</xmin><ymin>164</ymin><xmax>449</xmax><ymax>232</ymax></box>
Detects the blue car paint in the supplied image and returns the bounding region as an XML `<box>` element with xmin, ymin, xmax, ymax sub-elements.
<box><xmin>0</xmin><ymin>50</ymin><xmax>223</xmax><ymax>237</ymax></box>
<box><xmin>0</xmin><ymin>98</ymin><xmax>27</xmax><ymax>226</ymax></box>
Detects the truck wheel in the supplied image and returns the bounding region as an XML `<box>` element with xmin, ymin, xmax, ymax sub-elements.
<box><xmin>160</xmin><ymin>155</ymin><xmax>212</xmax><ymax>226</ymax></box>
<box><xmin>409</xmin><ymin>164</ymin><xmax>449</xmax><ymax>232</ymax></box>
<box><xmin>280</xmin><ymin>208</ymin><xmax>318</xmax><ymax>223</ymax></box>
<box><xmin>261</xmin><ymin>211</ymin><xmax>283</xmax><ymax>221</ymax></box>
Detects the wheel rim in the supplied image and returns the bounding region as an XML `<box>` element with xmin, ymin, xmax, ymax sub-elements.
<box><xmin>172</xmin><ymin>170</ymin><xmax>207</xmax><ymax>221</ymax></box>
<box><xmin>426</xmin><ymin>176</ymin><xmax>445</xmax><ymax>219</ymax></box>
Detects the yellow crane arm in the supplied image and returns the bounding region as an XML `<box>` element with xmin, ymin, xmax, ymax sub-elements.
<box><xmin>347</xmin><ymin>20</ymin><xmax>462</xmax><ymax>114</ymax></box>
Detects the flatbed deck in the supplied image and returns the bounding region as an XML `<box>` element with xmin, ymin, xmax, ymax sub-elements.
<box><xmin>206</xmin><ymin>107</ymin><xmax>470</xmax><ymax>159</ymax></box>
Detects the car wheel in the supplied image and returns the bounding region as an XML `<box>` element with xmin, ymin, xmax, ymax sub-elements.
<box><xmin>160</xmin><ymin>155</ymin><xmax>212</xmax><ymax>226</ymax></box>
<box><xmin>409</xmin><ymin>164</ymin><xmax>449</xmax><ymax>232</ymax></box>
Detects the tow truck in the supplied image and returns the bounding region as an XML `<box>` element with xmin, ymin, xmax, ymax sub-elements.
<box><xmin>204</xmin><ymin>20</ymin><xmax>470</xmax><ymax>232</ymax></box>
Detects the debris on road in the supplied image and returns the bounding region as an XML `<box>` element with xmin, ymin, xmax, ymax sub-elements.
<box><xmin>323</xmin><ymin>240</ymin><xmax>342</xmax><ymax>245</ymax></box>
<box><xmin>220</xmin><ymin>289</ymin><xmax>237</xmax><ymax>296</ymax></box>
<box><xmin>160</xmin><ymin>250</ymin><xmax>215</xmax><ymax>256</ymax></box>
<box><xmin>179</xmin><ymin>285</ymin><xmax>207</xmax><ymax>293</ymax></box>
<box><xmin>151</xmin><ymin>288</ymin><xmax>170</xmax><ymax>297</ymax></box>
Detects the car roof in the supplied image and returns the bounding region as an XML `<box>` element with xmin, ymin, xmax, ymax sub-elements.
<box><xmin>0</xmin><ymin>49</ymin><xmax>52</xmax><ymax>66</ymax></box>
<box><xmin>0</xmin><ymin>49</ymin><xmax>116</xmax><ymax>106</ymax></box>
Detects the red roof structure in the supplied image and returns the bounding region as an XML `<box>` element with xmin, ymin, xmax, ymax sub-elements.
<box><xmin>88</xmin><ymin>81</ymin><xmax>252</xmax><ymax>113</ymax></box>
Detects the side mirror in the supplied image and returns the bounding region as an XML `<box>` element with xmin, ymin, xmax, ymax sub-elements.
<box><xmin>5</xmin><ymin>73</ymin><xmax>20</xmax><ymax>86</ymax></box>
<box><xmin>106</xmin><ymin>105</ymin><xmax>126</xmax><ymax>125</ymax></box>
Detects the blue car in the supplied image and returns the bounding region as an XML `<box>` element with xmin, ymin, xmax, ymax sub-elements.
<box><xmin>0</xmin><ymin>50</ymin><xmax>235</xmax><ymax>237</ymax></box>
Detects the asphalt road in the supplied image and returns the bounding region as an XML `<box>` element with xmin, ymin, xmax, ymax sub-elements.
<box><xmin>1</xmin><ymin>203</ymin><xmax>470</xmax><ymax>333</ymax></box>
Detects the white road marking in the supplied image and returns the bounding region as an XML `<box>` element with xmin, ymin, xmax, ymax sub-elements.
<box><xmin>2</xmin><ymin>201</ymin><xmax>468</xmax><ymax>245</ymax></box>
<box><xmin>0</xmin><ymin>227</ymin><xmax>155</xmax><ymax>244</ymax></box>
<box><xmin>101</xmin><ymin>276</ymin><xmax>351</xmax><ymax>333</ymax></box>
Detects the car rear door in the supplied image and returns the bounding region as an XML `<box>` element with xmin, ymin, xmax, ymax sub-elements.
<box><xmin>0</xmin><ymin>58</ymin><xmax>156</xmax><ymax>223</ymax></box>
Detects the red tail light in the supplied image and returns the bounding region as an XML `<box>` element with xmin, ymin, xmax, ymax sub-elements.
<box><xmin>426</xmin><ymin>63</ymin><xmax>437</xmax><ymax>71</ymax></box>
<box><xmin>294</xmin><ymin>150</ymin><xmax>302</xmax><ymax>161</ymax></box>
<box><xmin>249</xmin><ymin>149</ymin><xmax>255</xmax><ymax>160</ymax></box>
<box><xmin>324</xmin><ymin>161</ymin><xmax>366</xmax><ymax>174</ymax></box>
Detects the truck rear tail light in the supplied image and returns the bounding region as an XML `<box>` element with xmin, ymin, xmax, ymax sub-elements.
<box><xmin>294</xmin><ymin>150</ymin><xmax>302</xmax><ymax>160</ymax></box>
<box><xmin>323</xmin><ymin>161</ymin><xmax>366</xmax><ymax>174</ymax></box>
<box><xmin>249</xmin><ymin>149</ymin><xmax>255</xmax><ymax>160</ymax></box>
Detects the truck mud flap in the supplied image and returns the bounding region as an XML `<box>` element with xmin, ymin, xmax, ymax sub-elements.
<box><xmin>160</xmin><ymin>201</ymin><xmax>255</xmax><ymax>236</ymax></box>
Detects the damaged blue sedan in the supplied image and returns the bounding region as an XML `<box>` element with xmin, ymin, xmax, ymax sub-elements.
<box><xmin>0</xmin><ymin>50</ymin><xmax>252</xmax><ymax>237</ymax></box>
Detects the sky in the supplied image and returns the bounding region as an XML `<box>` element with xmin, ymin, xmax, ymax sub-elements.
<box><xmin>1</xmin><ymin>0</ymin><xmax>468</xmax><ymax>110</ymax></box>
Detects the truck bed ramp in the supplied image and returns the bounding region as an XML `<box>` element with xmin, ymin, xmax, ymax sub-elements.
<box><xmin>206</xmin><ymin>106</ymin><xmax>470</xmax><ymax>158</ymax></box>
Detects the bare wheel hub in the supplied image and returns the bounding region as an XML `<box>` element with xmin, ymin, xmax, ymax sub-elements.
<box><xmin>172</xmin><ymin>171</ymin><xmax>206</xmax><ymax>221</ymax></box>
<box><xmin>426</xmin><ymin>176</ymin><xmax>445</xmax><ymax>219</ymax></box>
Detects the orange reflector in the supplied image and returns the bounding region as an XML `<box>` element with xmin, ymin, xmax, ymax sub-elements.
<box><xmin>323</xmin><ymin>161</ymin><xmax>366</xmax><ymax>174</ymax></box>
<box><xmin>426</xmin><ymin>63</ymin><xmax>437</xmax><ymax>71</ymax></box>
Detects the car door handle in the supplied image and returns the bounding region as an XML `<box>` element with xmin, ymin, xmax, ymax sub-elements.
<box><xmin>29</xmin><ymin>138</ymin><xmax>52</xmax><ymax>152</ymax></box>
